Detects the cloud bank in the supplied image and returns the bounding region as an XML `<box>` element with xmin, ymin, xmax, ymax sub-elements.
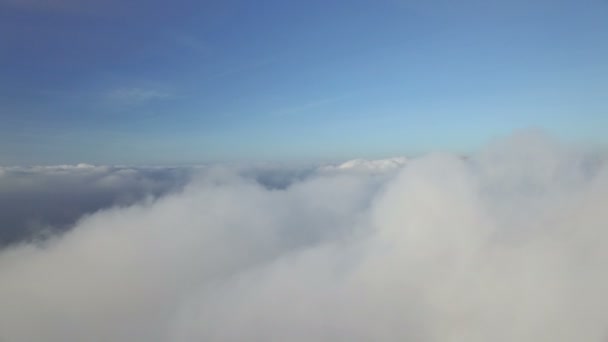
<box><xmin>0</xmin><ymin>133</ymin><xmax>607</xmax><ymax>341</ymax></box>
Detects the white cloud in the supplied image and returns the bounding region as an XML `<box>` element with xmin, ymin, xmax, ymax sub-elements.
<box><xmin>320</xmin><ymin>156</ymin><xmax>408</xmax><ymax>172</ymax></box>
<box><xmin>0</xmin><ymin>133</ymin><xmax>607</xmax><ymax>341</ymax></box>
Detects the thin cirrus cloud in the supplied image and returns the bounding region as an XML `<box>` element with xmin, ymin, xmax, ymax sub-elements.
<box><xmin>105</xmin><ymin>87</ymin><xmax>175</xmax><ymax>107</ymax></box>
<box><xmin>0</xmin><ymin>132</ymin><xmax>607</xmax><ymax>341</ymax></box>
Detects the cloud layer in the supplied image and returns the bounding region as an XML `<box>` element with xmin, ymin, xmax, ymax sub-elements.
<box><xmin>0</xmin><ymin>133</ymin><xmax>607</xmax><ymax>341</ymax></box>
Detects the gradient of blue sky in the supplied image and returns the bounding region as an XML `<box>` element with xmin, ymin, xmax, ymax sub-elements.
<box><xmin>1</xmin><ymin>0</ymin><xmax>607</xmax><ymax>164</ymax></box>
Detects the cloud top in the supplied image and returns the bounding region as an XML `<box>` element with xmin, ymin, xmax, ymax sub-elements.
<box><xmin>0</xmin><ymin>133</ymin><xmax>607</xmax><ymax>341</ymax></box>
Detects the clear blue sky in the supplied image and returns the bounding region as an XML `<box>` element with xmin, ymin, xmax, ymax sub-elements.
<box><xmin>1</xmin><ymin>0</ymin><xmax>607</xmax><ymax>164</ymax></box>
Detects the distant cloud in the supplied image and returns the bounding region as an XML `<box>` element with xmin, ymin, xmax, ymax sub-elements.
<box><xmin>273</xmin><ymin>93</ymin><xmax>355</xmax><ymax>118</ymax></box>
<box><xmin>320</xmin><ymin>156</ymin><xmax>408</xmax><ymax>172</ymax></box>
<box><xmin>169</xmin><ymin>32</ymin><xmax>214</xmax><ymax>55</ymax></box>
<box><xmin>105</xmin><ymin>87</ymin><xmax>175</xmax><ymax>107</ymax></box>
<box><xmin>0</xmin><ymin>164</ymin><xmax>192</xmax><ymax>246</ymax></box>
<box><xmin>0</xmin><ymin>133</ymin><xmax>607</xmax><ymax>341</ymax></box>
<box><xmin>0</xmin><ymin>162</ymin><xmax>319</xmax><ymax>247</ymax></box>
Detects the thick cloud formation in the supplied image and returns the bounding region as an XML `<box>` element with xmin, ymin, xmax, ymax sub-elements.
<box><xmin>0</xmin><ymin>133</ymin><xmax>607</xmax><ymax>342</ymax></box>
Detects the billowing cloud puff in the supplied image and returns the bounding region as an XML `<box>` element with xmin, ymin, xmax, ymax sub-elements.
<box><xmin>0</xmin><ymin>133</ymin><xmax>607</xmax><ymax>341</ymax></box>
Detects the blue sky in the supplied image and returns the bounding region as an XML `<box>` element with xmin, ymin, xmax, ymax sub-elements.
<box><xmin>1</xmin><ymin>0</ymin><xmax>607</xmax><ymax>164</ymax></box>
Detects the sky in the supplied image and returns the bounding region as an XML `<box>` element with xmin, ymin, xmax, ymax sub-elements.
<box><xmin>1</xmin><ymin>0</ymin><xmax>607</xmax><ymax>165</ymax></box>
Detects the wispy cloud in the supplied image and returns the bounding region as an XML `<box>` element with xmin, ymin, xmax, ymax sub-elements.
<box><xmin>273</xmin><ymin>93</ymin><xmax>355</xmax><ymax>117</ymax></box>
<box><xmin>105</xmin><ymin>87</ymin><xmax>174</xmax><ymax>107</ymax></box>
<box><xmin>169</xmin><ymin>32</ymin><xmax>214</xmax><ymax>56</ymax></box>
